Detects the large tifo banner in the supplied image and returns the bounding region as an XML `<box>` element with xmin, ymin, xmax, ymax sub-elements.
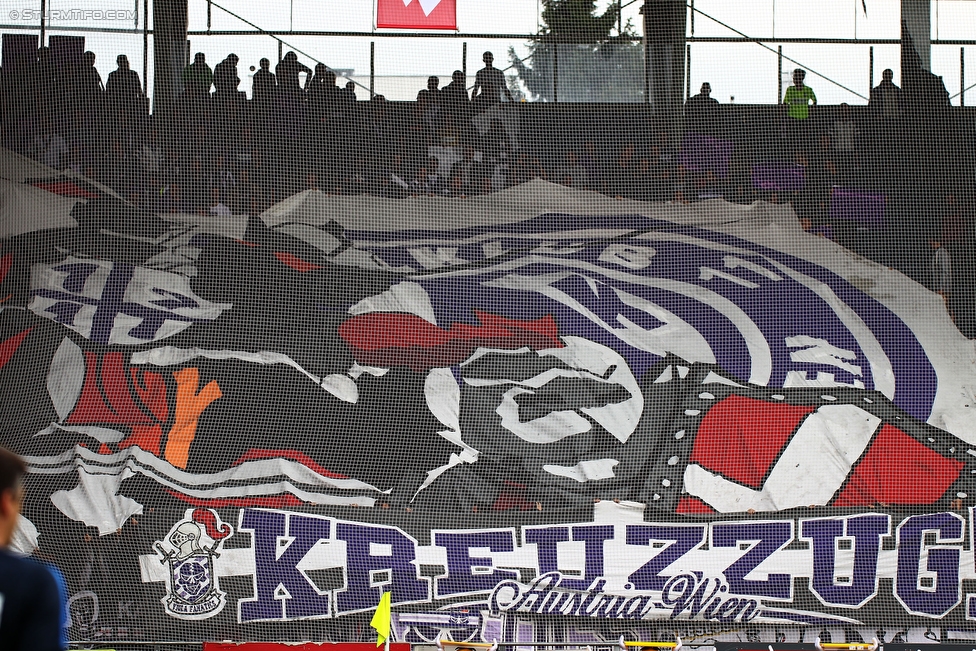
<box><xmin>3</xmin><ymin>160</ymin><xmax>976</xmax><ymax>643</ymax></box>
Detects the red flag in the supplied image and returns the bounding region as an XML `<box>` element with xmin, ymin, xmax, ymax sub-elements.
<box><xmin>376</xmin><ymin>0</ymin><xmax>456</xmax><ymax>30</ymax></box>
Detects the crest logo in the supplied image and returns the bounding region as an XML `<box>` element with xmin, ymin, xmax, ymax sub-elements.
<box><xmin>154</xmin><ymin>508</ymin><xmax>233</xmax><ymax>619</ymax></box>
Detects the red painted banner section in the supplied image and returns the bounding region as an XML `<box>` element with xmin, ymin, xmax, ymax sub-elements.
<box><xmin>376</xmin><ymin>0</ymin><xmax>456</xmax><ymax>30</ymax></box>
<box><xmin>831</xmin><ymin>423</ymin><xmax>963</xmax><ymax>507</ymax></box>
<box><xmin>205</xmin><ymin>643</ymin><xmax>412</xmax><ymax>651</ymax></box>
<box><xmin>339</xmin><ymin>311</ymin><xmax>562</xmax><ymax>372</ymax></box>
<box><xmin>690</xmin><ymin>395</ymin><xmax>814</xmax><ymax>488</ymax></box>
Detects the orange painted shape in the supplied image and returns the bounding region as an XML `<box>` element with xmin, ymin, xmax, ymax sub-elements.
<box><xmin>163</xmin><ymin>367</ymin><xmax>222</xmax><ymax>469</ymax></box>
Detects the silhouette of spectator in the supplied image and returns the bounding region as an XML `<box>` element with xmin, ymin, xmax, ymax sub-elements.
<box><xmin>685</xmin><ymin>82</ymin><xmax>720</xmax><ymax>134</ymax></box>
<box><xmin>417</xmin><ymin>76</ymin><xmax>442</xmax><ymax>128</ymax></box>
<box><xmin>71</xmin><ymin>50</ymin><xmax>103</xmax><ymax>141</ymax></box>
<box><xmin>441</xmin><ymin>70</ymin><xmax>469</xmax><ymax>123</ymax></box>
<box><xmin>252</xmin><ymin>58</ymin><xmax>276</xmax><ymax>104</ymax></box>
<box><xmin>417</xmin><ymin>76</ymin><xmax>440</xmax><ymax>103</ymax></box>
<box><xmin>106</xmin><ymin>55</ymin><xmax>142</xmax><ymax>101</ymax></box>
<box><xmin>76</xmin><ymin>51</ymin><xmax>103</xmax><ymax>102</ymax></box>
<box><xmin>182</xmin><ymin>52</ymin><xmax>213</xmax><ymax>98</ymax></box>
<box><xmin>869</xmin><ymin>68</ymin><xmax>904</xmax><ymax>121</ymax></box>
<box><xmin>783</xmin><ymin>68</ymin><xmax>816</xmax><ymax>154</ymax></box>
<box><xmin>213</xmin><ymin>53</ymin><xmax>241</xmax><ymax>96</ymax></box>
<box><xmin>308</xmin><ymin>64</ymin><xmax>340</xmax><ymax>112</ymax></box>
<box><xmin>472</xmin><ymin>51</ymin><xmax>512</xmax><ymax>110</ymax></box>
<box><xmin>342</xmin><ymin>81</ymin><xmax>357</xmax><ymax>103</ymax></box>
<box><xmin>276</xmin><ymin>51</ymin><xmax>312</xmax><ymax>94</ymax></box>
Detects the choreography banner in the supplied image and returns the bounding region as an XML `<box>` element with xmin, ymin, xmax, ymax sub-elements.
<box><xmin>3</xmin><ymin>164</ymin><xmax>976</xmax><ymax>643</ymax></box>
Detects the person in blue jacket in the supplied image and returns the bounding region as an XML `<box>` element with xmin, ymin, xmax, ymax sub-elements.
<box><xmin>0</xmin><ymin>446</ymin><xmax>64</xmax><ymax>651</ymax></box>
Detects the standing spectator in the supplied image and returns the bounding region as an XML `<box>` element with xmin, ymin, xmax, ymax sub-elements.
<box><xmin>341</xmin><ymin>80</ymin><xmax>357</xmax><ymax>103</ymax></box>
<box><xmin>417</xmin><ymin>76</ymin><xmax>442</xmax><ymax>129</ymax></box>
<box><xmin>276</xmin><ymin>51</ymin><xmax>312</xmax><ymax>95</ymax></box>
<box><xmin>252</xmin><ymin>58</ymin><xmax>276</xmax><ymax>104</ymax></box>
<box><xmin>182</xmin><ymin>52</ymin><xmax>213</xmax><ymax>98</ymax></box>
<box><xmin>308</xmin><ymin>65</ymin><xmax>341</xmax><ymax>113</ymax></box>
<box><xmin>441</xmin><ymin>70</ymin><xmax>469</xmax><ymax>123</ymax></box>
<box><xmin>73</xmin><ymin>51</ymin><xmax>103</xmax><ymax>146</ymax></box>
<box><xmin>869</xmin><ymin>68</ymin><xmax>904</xmax><ymax>122</ymax></box>
<box><xmin>417</xmin><ymin>75</ymin><xmax>441</xmax><ymax>104</ymax></box>
<box><xmin>868</xmin><ymin>68</ymin><xmax>904</xmax><ymax>178</ymax></box>
<box><xmin>685</xmin><ymin>82</ymin><xmax>720</xmax><ymax>134</ymax></box>
<box><xmin>76</xmin><ymin>50</ymin><xmax>103</xmax><ymax>106</ymax></box>
<box><xmin>472</xmin><ymin>51</ymin><xmax>513</xmax><ymax>110</ymax></box>
<box><xmin>829</xmin><ymin>102</ymin><xmax>858</xmax><ymax>181</ymax></box>
<box><xmin>106</xmin><ymin>54</ymin><xmax>142</xmax><ymax>101</ymax></box>
<box><xmin>783</xmin><ymin>68</ymin><xmax>816</xmax><ymax>154</ymax></box>
<box><xmin>0</xmin><ymin>446</ymin><xmax>65</xmax><ymax>651</ymax></box>
<box><xmin>106</xmin><ymin>55</ymin><xmax>143</xmax><ymax>147</ymax></box>
<box><xmin>213</xmin><ymin>53</ymin><xmax>241</xmax><ymax>97</ymax></box>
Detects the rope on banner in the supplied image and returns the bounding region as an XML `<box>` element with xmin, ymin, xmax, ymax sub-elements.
<box><xmin>618</xmin><ymin>635</ymin><xmax>682</xmax><ymax>651</ymax></box>
<box><xmin>436</xmin><ymin>632</ymin><xmax>500</xmax><ymax>651</ymax></box>
<box><xmin>814</xmin><ymin>639</ymin><xmax>879</xmax><ymax>651</ymax></box>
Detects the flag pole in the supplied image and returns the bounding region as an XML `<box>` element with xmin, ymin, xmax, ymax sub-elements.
<box><xmin>385</xmin><ymin>590</ymin><xmax>391</xmax><ymax>651</ymax></box>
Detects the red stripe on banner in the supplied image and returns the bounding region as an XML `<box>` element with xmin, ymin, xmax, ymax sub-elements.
<box><xmin>375</xmin><ymin>0</ymin><xmax>456</xmax><ymax>29</ymax></box>
<box><xmin>233</xmin><ymin>448</ymin><xmax>349</xmax><ymax>479</ymax></box>
<box><xmin>831</xmin><ymin>423</ymin><xmax>964</xmax><ymax>507</ymax></box>
<box><xmin>676</xmin><ymin>496</ymin><xmax>716</xmax><ymax>514</ymax></box>
<box><xmin>339</xmin><ymin>312</ymin><xmax>563</xmax><ymax>371</ymax></box>
<box><xmin>492</xmin><ymin>480</ymin><xmax>537</xmax><ymax>511</ymax></box>
<box><xmin>32</xmin><ymin>180</ymin><xmax>101</xmax><ymax>200</ymax></box>
<box><xmin>204</xmin><ymin>644</ymin><xmax>412</xmax><ymax>651</ymax></box>
<box><xmin>0</xmin><ymin>328</ymin><xmax>32</xmax><ymax>370</ymax></box>
<box><xmin>274</xmin><ymin>251</ymin><xmax>323</xmax><ymax>272</ymax></box>
<box><xmin>0</xmin><ymin>253</ymin><xmax>13</xmax><ymax>284</ymax></box>
<box><xmin>166</xmin><ymin>489</ymin><xmax>307</xmax><ymax>509</ymax></box>
<box><xmin>690</xmin><ymin>395</ymin><xmax>815</xmax><ymax>488</ymax></box>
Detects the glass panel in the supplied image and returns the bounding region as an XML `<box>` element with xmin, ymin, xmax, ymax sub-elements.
<box><xmin>773</xmin><ymin>0</ymin><xmax>856</xmax><ymax>39</ymax></box>
<box><xmin>554</xmin><ymin>41</ymin><xmax>644</xmax><ymax>103</ymax></box>
<box><xmin>869</xmin><ymin>43</ymin><xmax>901</xmax><ymax>87</ymax></box>
<box><xmin>688</xmin><ymin>0</ymin><xmax>775</xmax><ymax>38</ymax></box>
<box><xmin>933</xmin><ymin>0</ymin><xmax>976</xmax><ymax>41</ymax></box>
<box><xmin>930</xmin><ymin>44</ymin><xmax>964</xmax><ymax>105</ymax></box>
<box><xmin>372</xmin><ymin>37</ymin><xmax>463</xmax><ymax>101</ymax></box>
<box><xmin>853</xmin><ymin>0</ymin><xmax>900</xmax><ymax>40</ymax></box>
<box><xmin>688</xmin><ymin>41</ymin><xmax>779</xmax><ymax>105</ymax></box>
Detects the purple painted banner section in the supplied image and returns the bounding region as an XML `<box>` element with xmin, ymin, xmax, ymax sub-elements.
<box><xmin>678</xmin><ymin>133</ymin><xmax>733</xmax><ymax>179</ymax></box>
<box><xmin>751</xmin><ymin>162</ymin><xmax>805</xmax><ymax>192</ymax></box>
<box><xmin>830</xmin><ymin>186</ymin><xmax>887</xmax><ymax>228</ymax></box>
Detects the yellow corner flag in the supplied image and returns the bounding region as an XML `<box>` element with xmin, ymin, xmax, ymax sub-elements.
<box><xmin>370</xmin><ymin>591</ymin><xmax>392</xmax><ymax>647</ymax></box>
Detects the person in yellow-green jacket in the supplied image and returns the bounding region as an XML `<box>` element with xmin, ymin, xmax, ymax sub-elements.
<box><xmin>783</xmin><ymin>68</ymin><xmax>817</xmax><ymax>155</ymax></box>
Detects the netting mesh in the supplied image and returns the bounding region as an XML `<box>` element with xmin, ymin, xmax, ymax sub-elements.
<box><xmin>2</xmin><ymin>0</ymin><xmax>976</xmax><ymax>648</ymax></box>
